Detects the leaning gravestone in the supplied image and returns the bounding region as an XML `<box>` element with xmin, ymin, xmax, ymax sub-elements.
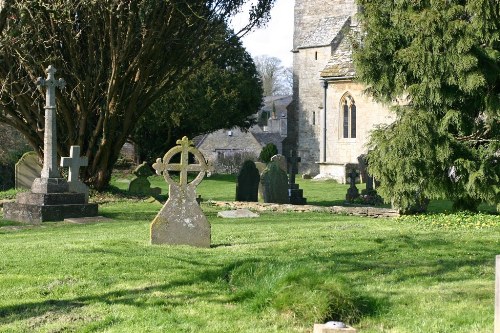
<box><xmin>15</xmin><ymin>151</ymin><xmax>42</xmax><ymax>189</ymax></box>
<box><xmin>3</xmin><ymin>65</ymin><xmax>98</xmax><ymax>223</ymax></box>
<box><xmin>261</xmin><ymin>161</ymin><xmax>289</xmax><ymax>204</ymax></box>
<box><xmin>254</xmin><ymin>161</ymin><xmax>267</xmax><ymax>201</ymax></box>
<box><xmin>151</xmin><ymin>136</ymin><xmax>213</xmax><ymax>247</ymax></box>
<box><xmin>128</xmin><ymin>162</ymin><xmax>161</xmax><ymax>196</ymax></box>
<box><xmin>235</xmin><ymin>160</ymin><xmax>260</xmax><ymax>202</ymax></box>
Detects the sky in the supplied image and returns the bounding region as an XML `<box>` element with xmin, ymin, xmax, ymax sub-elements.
<box><xmin>230</xmin><ymin>0</ymin><xmax>295</xmax><ymax>68</ymax></box>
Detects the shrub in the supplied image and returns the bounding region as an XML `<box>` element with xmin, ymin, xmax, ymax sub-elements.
<box><xmin>258</xmin><ymin>143</ymin><xmax>278</xmax><ymax>163</ymax></box>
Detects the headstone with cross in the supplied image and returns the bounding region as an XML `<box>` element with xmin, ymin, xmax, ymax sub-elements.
<box><xmin>345</xmin><ymin>168</ymin><xmax>360</xmax><ymax>202</ymax></box>
<box><xmin>151</xmin><ymin>136</ymin><xmax>213</xmax><ymax>247</ymax></box>
<box><xmin>60</xmin><ymin>145</ymin><xmax>89</xmax><ymax>202</ymax></box>
<box><xmin>287</xmin><ymin>150</ymin><xmax>307</xmax><ymax>205</ymax></box>
<box><xmin>31</xmin><ymin>65</ymin><xmax>69</xmax><ymax>194</ymax></box>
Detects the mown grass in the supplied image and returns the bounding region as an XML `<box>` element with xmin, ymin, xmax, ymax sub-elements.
<box><xmin>0</xmin><ymin>174</ymin><xmax>498</xmax><ymax>332</ymax></box>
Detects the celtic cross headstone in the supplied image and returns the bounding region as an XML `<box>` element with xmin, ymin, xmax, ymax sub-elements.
<box><xmin>151</xmin><ymin>136</ymin><xmax>213</xmax><ymax>247</ymax></box>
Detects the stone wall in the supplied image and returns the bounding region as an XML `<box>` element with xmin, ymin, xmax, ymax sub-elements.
<box><xmin>293</xmin><ymin>45</ymin><xmax>331</xmax><ymax>175</ymax></box>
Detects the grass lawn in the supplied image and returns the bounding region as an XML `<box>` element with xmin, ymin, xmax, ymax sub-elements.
<box><xmin>0</xmin><ymin>175</ymin><xmax>498</xmax><ymax>332</ymax></box>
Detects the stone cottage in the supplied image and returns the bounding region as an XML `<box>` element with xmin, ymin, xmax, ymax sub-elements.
<box><xmin>288</xmin><ymin>0</ymin><xmax>395</xmax><ymax>183</ymax></box>
<box><xmin>195</xmin><ymin>95</ymin><xmax>291</xmax><ymax>173</ymax></box>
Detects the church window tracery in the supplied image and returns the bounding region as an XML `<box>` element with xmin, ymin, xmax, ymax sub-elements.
<box><xmin>341</xmin><ymin>93</ymin><xmax>356</xmax><ymax>139</ymax></box>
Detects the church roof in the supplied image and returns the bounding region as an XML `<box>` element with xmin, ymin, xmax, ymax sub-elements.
<box><xmin>320</xmin><ymin>25</ymin><xmax>359</xmax><ymax>79</ymax></box>
<box><xmin>297</xmin><ymin>16</ymin><xmax>350</xmax><ymax>49</ymax></box>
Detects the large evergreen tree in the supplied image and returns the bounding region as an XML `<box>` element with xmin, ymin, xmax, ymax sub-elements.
<box><xmin>0</xmin><ymin>0</ymin><xmax>274</xmax><ymax>190</ymax></box>
<box><xmin>354</xmin><ymin>0</ymin><xmax>500</xmax><ymax>212</ymax></box>
<box><xmin>132</xmin><ymin>29</ymin><xmax>263</xmax><ymax>163</ymax></box>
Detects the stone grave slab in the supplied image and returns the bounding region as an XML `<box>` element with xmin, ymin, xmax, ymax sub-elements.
<box><xmin>150</xmin><ymin>136</ymin><xmax>213</xmax><ymax>247</ymax></box>
<box><xmin>64</xmin><ymin>216</ymin><xmax>113</xmax><ymax>224</ymax></box>
<box><xmin>217</xmin><ymin>209</ymin><xmax>259</xmax><ymax>218</ymax></box>
<box><xmin>15</xmin><ymin>151</ymin><xmax>42</xmax><ymax>189</ymax></box>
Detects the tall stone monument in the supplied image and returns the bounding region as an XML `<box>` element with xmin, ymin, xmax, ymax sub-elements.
<box><xmin>151</xmin><ymin>136</ymin><xmax>213</xmax><ymax>247</ymax></box>
<box><xmin>3</xmin><ymin>65</ymin><xmax>98</xmax><ymax>223</ymax></box>
<box><xmin>287</xmin><ymin>150</ymin><xmax>307</xmax><ymax>205</ymax></box>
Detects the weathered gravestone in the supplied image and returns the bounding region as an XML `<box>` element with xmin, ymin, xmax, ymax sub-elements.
<box><xmin>287</xmin><ymin>150</ymin><xmax>307</xmax><ymax>205</ymax></box>
<box><xmin>254</xmin><ymin>161</ymin><xmax>267</xmax><ymax>201</ymax></box>
<box><xmin>151</xmin><ymin>136</ymin><xmax>213</xmax><ymax>247</ymax></box>
<box><xmin>495</xmin><ymin>255</ymin><xmax>500</xmax><ymax>333</ymax></box>
<box><xmin>270</xmin><ymin>154</ymin><xmax>287</xmax><ymax>172</ymax></box>
<box><xmin>235</xmin><ymin>160</ymin><xmax>260</xmax><ymax>202</ymax></box>
<box><xmin>3</xmin><ymin>66</ymin><xmax>98</xmax><ymax>223</ymax></box>
<box><xmin>261</xmin><ymin>161</ymin><xmax>288</xmax><ymax>204</ymax></box>
<box><xmin>345</xmin><ymin>168</ymin><xmax>360</xmax><ymax>203</ymax></box>
<box><xmin>60</xmin><ymin>145</ymin><xmax>89</xmax><ymax>202</ymax></box>
<box><xmin>15</xmin><ymin>151</ymin><xmax>42</xmax><ymax>189</ymax></box>
<box><xmin>128</xmin><ymin>162</ymin><xmax>161</xmax><ymax>196</ymax></box>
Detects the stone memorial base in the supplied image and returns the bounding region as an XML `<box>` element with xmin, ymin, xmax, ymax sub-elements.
<box><xmin>289</xmin><ymin>183</ymin><xmax>307</xmax><ymax>205</ymax></box>
<box><xmin>3</xmin><ymin>178</ymin><xmax>98</xmax><ymax>224</ymax></box>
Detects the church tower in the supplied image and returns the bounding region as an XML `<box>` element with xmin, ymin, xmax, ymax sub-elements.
<box><xmin>288</xmin><ymin>0</ymin><xmax>393</xmax><ymax>182</ymax></box>
<box><xmin>288</xmin><ymin>0</ymin><xmax>358</xmax><ymax>175</ymax></box>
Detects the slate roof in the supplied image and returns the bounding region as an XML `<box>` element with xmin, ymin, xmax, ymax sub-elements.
<box><xmin>260</xmin><ymin>95</ymin><xmax>292</xmax><ymax>118</ymax></box>
<box><xmin>297</xmin><ymin>16</ymin><xmax>350</xmax><ymax>49</ymax></box>
<box><xmin>320</xmin><ymin>25</ymin><xmax>360</xmax><ymax>79</ymax></box>
<box><xmin>251</xmin><ymin>132</ymin><xmax>284</xmax><ymax>151</ymax></box>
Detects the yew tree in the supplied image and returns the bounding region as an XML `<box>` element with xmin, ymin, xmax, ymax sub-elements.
<box><xmin>132</xmin><ymin>30</ymin><xmax>263</xmax><ymax>163</ymax></box>
<box><xmin>354</xmin><ymin>0</ymin><xmax>500</xmax><ymax>212</ymax></box>
<box><xmin>0</xmin><ymin>0</ymin><xmax>274</xmax><ymax>190</ymax></box>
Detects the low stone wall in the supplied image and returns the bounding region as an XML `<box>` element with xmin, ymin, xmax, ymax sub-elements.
<box><xmin>209</xmin><ymin>201</ymin><xmax>399</xmax><ymax>218</ymax></box>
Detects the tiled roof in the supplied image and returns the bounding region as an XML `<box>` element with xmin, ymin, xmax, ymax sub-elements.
<box><xmin>321</xmin><ymin>26</ymin><xmax>359</xmax><ymax>78</ymax></box>
<box><xmin>297</xmin><ymin>16</ymin><xmax>350</xmax><ymax>49</ymax></box>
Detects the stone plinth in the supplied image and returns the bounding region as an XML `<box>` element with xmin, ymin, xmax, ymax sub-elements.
<box><xmin>313</xmin><ymin>324</ymin><xmax>357</xmax><ymax>333</ymax></box>
<box><xmin>289</xmin><ymin>183</ymin><xmax>307</xmax><ymax>205</ymax></box>
<box><xmin>3</xmin><ymin>201</ymin><xmax>98</xmax><ymax>224</ymax></box>
<box><xmin>495</xmin><ymin>255</ymin><xmax>500</xmax><ymax>333</ymax></box>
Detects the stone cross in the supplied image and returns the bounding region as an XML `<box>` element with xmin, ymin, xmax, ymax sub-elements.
<box><xmin>287</xmin><ymin>150</ymin><xmax>301</xmax><ymax>185</ymax></box>
<box><xmin>153</xmin><ymin>136</ymin><xmax>211</xmax><ymax>191</ymax></box>
<box><xmin>60</xmin><ymin>145</ymin><xmax>89</xmax><ymax>202</ymax></box>
<box><xmin>495</xmin><ymin>255</ymin><xmax>500</xmax><ymax>333</ymax></box>
<box><xmin>348</xmin><ymin>168</ymin><xmax>359</xmax><ymax>188</ymax></box>
<box><xmin>60</xmin><ymin>146</ymin><xmax>87</xmax><ymax>183</ymax></box>
<box><xmin>37</xmin><ymin>65</ymin><xmax>66</xmax><ymax>179</ymax></box>
<box><xmin>151</xmin><ymin>136</ymin><xmax>213</xmax><ymax>247</ymax></box>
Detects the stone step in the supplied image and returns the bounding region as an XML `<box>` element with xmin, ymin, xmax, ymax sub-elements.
<box><xmin>3</xmin><ymin>202</ymin><xmax>98</xmax><ymax>224</ymax></box>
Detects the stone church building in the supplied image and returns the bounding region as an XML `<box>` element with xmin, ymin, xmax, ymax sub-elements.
<box><xmin>288</xmin><ymin>0</ymin><xmax>395</xmax><ymax>183</ymax></box>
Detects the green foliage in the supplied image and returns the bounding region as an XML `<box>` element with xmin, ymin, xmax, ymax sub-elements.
<box><xmin>0</xmin><ymin>0</ymin><xmax>274</xmax><ymax>190</ymax></box>
<box><xmin>132</xmin><ymin>30</ymin><xmax>263</xmax><ymax>163</ymax></box>
<box><xmin>356</xmin><ymin>0</ymin><xmax>500</xmax><ymax>213</ymax></box>
<box><xmin>398</xmin><ymin>212</ymin><xmax>500</xmax><ymax>230</ymax></box>
<box><xmin>228</xmin><ymin>262</ymin><xmax>369</xmax><ymax>324</ymax></box>
<box><xmin>258</xmin><ymin>143</ymin><xmax>278</xmax><ymax>163</ymax></box>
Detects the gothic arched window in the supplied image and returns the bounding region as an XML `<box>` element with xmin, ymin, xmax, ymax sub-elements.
<box><xmin>341</xmin><ymin>93</ymin><xmax>356</xmax><ymax>139</ymax></box>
